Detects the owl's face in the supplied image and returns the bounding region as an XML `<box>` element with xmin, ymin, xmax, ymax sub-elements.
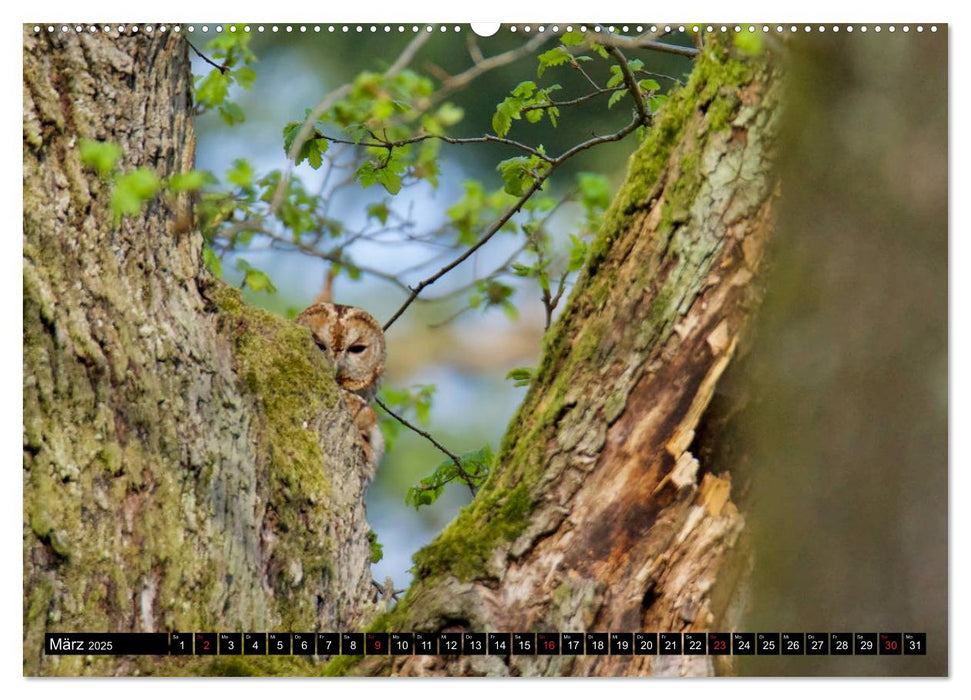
<box><xmin>296</xmin><ymin>302</ymin><xmax>386</xmax><ymax>393</ymax></box>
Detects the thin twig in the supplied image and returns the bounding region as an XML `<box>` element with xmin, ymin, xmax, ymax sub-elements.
<box><xmin>382</xmin><ymin>177</ymin><xmax>547</xmax><ymax>331</ymax></box>
<box><xmin>268</xmin><ymin>31</ymin><xmax>431</xmax><ymax>217</ymax></box>
<box><xmin>606</xmin><ymin>46</ymin><xmax>652</xmax><ymax>125</ymax></box>
<box><xmin>375</xmin><ymin>397</ymin><xmax>477</xmax><ymax>496</ymax></box>
<box><xmin>542</xmin><ymin>86</ymin><xmax>625</xmax><ymax>109</ymax></box>
<box><xmin>420</xmin><ymin>32</ymin><xmax>550</xmax><ymax>109</ymax></box>
<box><xmin>572</xmin><ymin>61</ymin><xmax>603</xmax><ymax>91</ymax></box>
<box><xmin>218</xmin><ymin>221</ymin><xmax>423</xmax><ymax>295</ymax></box>
<box><xmin>427</xmin><ymin>305</ymin><xmax>474</xmax><ymax>329</ymax></box>
<box><xmin>466</xmin><ymin>32</ymin><xmax>484</xmax><ymax>65</ymax></box>
<box><xmin>594</xmin><ymin>33</ymin><xmax>701</xmax><ymax>58</ymax></box>
<box><xmin>636</xmin><ymin>68</ymin><xmax>686</xmax><ymax>86</ymax></box>
<box><xmin>325</xmin><ymin>132</ymin><xmax>553</xmax><ymax>162</ymax></box>
<box><xmin>186</xmin><ymin>39</ymin><xmax>226</xmax><ymax>73</ymax></box>
<box><xmin>381</xmin><ymin>114</ymin><xmax>643</xmax><ymax>332</ymax></box>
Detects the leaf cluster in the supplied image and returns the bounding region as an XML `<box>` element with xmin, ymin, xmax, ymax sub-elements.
<box><xmin>405</xmin><ymin>446</ymin><xmax>494</xmax><ymax>509</ymax></box>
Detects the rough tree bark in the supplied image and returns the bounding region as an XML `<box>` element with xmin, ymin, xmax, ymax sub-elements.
<box><xmin>23</xmin><ymin>27</ymin><xmax>780</xmax><ymax>677</ymax></box>
<box><xmin>350</xmin><ymin>41</ymin><xmax>780</xmax><ymax>678</ymax></box>
<box><xmin>23</xmin><ymin>28</ymin><xmax>376</xmax><ymax>676</ymax></box>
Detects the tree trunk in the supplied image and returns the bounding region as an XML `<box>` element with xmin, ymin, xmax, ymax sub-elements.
<box><xmin>23</xmin><ymin>27</ymin><xmax>375</xmax><ymax>676</ymax></box>
<box><xmin>353</xmin><ymin>41</ymin><xmax>780</xmax><ymax>677</ymax></box>
<box><xmin>23</xmin><ymin>28</ymin><xmax>780</xmax><ymax>678</ymax></box>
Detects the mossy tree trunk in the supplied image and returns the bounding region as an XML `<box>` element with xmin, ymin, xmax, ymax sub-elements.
<box><xmin>351</xmin><ymin>42</ymin><xmax>781</xmax><ymax>678</ymax></box>
<box><xmin>23</xmin><ymin>27</ymin><xmax>376</xmax><ymax>676</ymax></box>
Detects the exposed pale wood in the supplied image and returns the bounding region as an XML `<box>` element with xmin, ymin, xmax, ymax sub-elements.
<box><xmin>352</xmin><ymin>41</ymin><xmax>781</xmax><ymax>678</ymax></box>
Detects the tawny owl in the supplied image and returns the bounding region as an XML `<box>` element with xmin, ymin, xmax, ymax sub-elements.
<box><xmin>296</xmin><ymin>302</ymin><xmax>386</xmax><ymax>468</ymax></box>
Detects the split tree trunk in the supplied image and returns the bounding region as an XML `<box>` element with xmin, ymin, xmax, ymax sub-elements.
<box><xmin>23</xmin><ymin>27</ymin><xmax>780</xmax><ymax>678</ymax></box>
<box><xmin>23</xmin><ymin>27</ymin><xmax>376</xmax><ymax>676</ymax></box>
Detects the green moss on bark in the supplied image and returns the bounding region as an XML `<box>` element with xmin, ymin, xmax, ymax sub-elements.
<box><xmin>206</xmin><ymin>281</ymin><xmax>342</xmax><ymax>627</ymax></box>
<box><xmin>404</xmin><ymin>40</ymin><xmax>765</xmax><ymax>586</ymax></box>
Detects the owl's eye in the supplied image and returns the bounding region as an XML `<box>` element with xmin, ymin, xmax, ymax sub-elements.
<box><xmin>348</xmin><ymin>344</ymin><xmax>368</xmax><ymax>354</ymax></box>
<box><xmin>314</xmin><ymin>339</ymin><xmax>330</xmax><ymax>351</ymax></box>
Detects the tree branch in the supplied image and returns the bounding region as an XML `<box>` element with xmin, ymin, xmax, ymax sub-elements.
<box><xmin>595</xmin><ymin>33</ymin><xmax>701</xmax><ymax>58</ymax></box>
<box><xmin>326</xmin><ymin>131</ymin><xmax>553</xmax><ymax>162</ymax></box>
<box><xmin>186</xmin><ymin>39</ymin><xmax>226</xmax><ymax>73</ymax></box>
<box><xmin>381</xmin><ymin>115</ymin><xmax>643</xmax><ymax>332</ymax></box>
<box><xmin>268</xmin><ymin>31</ymin><xmax>432</xmax><ymax>216</ymax></box>
<box><xmin>375</xmin><ymin>397</ymin><xmax>477</xmax><ymax>496</ymax></box>
<box><xmin>420</xmin><ymin>32</ymin><xmax>551</xmax><ymax>109</ymax></box>
<box><xmin>606</xmin><ymin>46</ymin><xmax>652</xmax><ymax>124</ymax></box>
<box><xmin>382</xmin><ymin>178</ymin><xmax>546</xmax><ymax>331</ymax></box>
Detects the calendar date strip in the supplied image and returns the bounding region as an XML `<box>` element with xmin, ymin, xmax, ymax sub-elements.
<box><xmin>45</xmin><ymin>631</ymin><xmax>926</xmax><ymax>656</ymax></box>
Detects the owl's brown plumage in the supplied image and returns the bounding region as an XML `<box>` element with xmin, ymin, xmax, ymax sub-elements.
<box><xmin>296</xmin><ymin>302</ymin><xmax>386</xmax><ymax>469</ymax></box>
<box><xmin>295</xmin><ymin>302</ymin><xmax>386</xmax><ymax>400</ymax></box>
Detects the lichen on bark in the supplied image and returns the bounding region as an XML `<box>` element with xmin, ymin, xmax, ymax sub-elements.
<box><xmin>349</xmin><ymin>37</ymin><xmax>781</xmax><ymax>677</ymax></box>
<box><xmin>23</xmin><ymin>27</ymin><xmax>375</xmax><ymax>676</ymax></box>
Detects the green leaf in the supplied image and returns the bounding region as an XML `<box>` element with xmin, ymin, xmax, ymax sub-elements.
<box><xmin>578</xmin><ymin>172</ymin><xmax>610</xmax><ymax>210</ymax></box>
<box><xmin>195</xmin><ymin>69</ymin><xmax>230</xmax><ymax>108</ymax></box>
<box><xmin>110</xmin><ymin>168</ymin><xmax>161</xmax><ymax>219</ymax></box>
<box><xmin>568</xmin><ymin>234</ymin><xmax>589</xmax><ymax>272</ymax></box>
<box><xmin>537</xmin><ymin>46</ymin><xmax>572</xmax><ymax>77</ymax></box>
<box><xmin>218</xmin><ymin>101</ymin><xmax>245</xmax><ymax>125</ymax></box>
<box><xmin>342</xmin><ymin>122</ymin><xmax>370</xmax><ymax>144</ymax></box>
<box><xmin>560</xmin><ymin>30</ymin><xmax>584</xmax><ymax>46</ymax></box>
<box><xmin>232</xmin><ymin>66</ymin><xmax>257</xmax><ymax>90</ymax></box>
<box><xmin>367</xmin><ymin>530</ymin><xmax>383</xmax><ymax>564</ymax></box>
<box><xmin>537</xmin><ymin>267</ymin><xmax>550</xmax><ymax>292</ymax></box>
<box><xmin>639</xmin><ymin>78</ymin><xmax>661</xmax><ymax>91</ymax></box>
<box><xmin>497</xmin><ymin>156</ymin><xmax>532</xmax><ymax>196</ymax></box>
<box><xmin>226</xmin><ymin>159</ymin><xmax>254</xmax><ymax>188</ymax></box>
<box><xmin>460</xmin><ymin>445</ymin><xmax>495</xmax><ymax>476</ymax></box>
<box><xmin>366</xmin><ymin>201</ymin><xmax>391</xmax><ymax>225</ymax></box>
<box><xmin>492</xmin><ymin>81</ymin><xmax>540</xmax><ymax>137</ymax></box>
<box><xmin>435</xmin><ymin>102</ymin><xmax>464</xmax><ymax>127</ymax></box>
<box><xmin>357</xmin><ymin>155</ymin><xmax>404</xmax><ymax>195</ymax></box>
<box><xmin>608</xmin><ymin>88</ymin><xmax>628</xmax><ymax>109</ymax></box>
<box><xmin>648</xmin><ymin>94</ymin><xmax>669</xmax><ymax>113</ymax></box>
<box><xmin>79</xmin><ymin>139</ymin><xmax>123</xmax><ymax>177</ymax></box>
<box><xmin>497</xmin><ymin>154</ymin><xmax>549</xmax><ymax>196</ymax></box>
<box><xmin>202</xmin><ymin>245</ymin><xmax>222</xmax><ymax>277</ymax></box>
<box><xmin>307</xmin><ymin>141</ymin><xmax>324</xmax><ymax>169</ymax></box>
<box><xmin>512</xmin><ymin>81</ymin><xmax>537</xmax><ymax>97</ymax></box>
<box><xmin>377</xmin><ymin>168</ymin><xmax>403</xmax><ymax>195</ymax></box>
<box><xmin>167</xmin><ymin>169</ymin><xmax>210</xmax><ymax>193</ymax></box>
<box><xmin>405</xmin><ymin>446</ymin><xmax>495</xmax><ymax>510</ymax></box>
<box><xmin>505</xmin><ymin>366</ymin><xmax>534</xmax><ymax>387</ymax></box>
<box><xmin>606</xmin><ymin>66</ymin><xmax>625</xmax><ymax>89</ymax></box>
<box><xmin>282</xmin><ymin>120</ymin><xmax>301</xmax><ymax>154</ymax></box>
<box><xmin>492</xmin><ymin>107</ymin><xmax>513</xmax><ymax>138</ymax></box>
<box><xmin>482</xmin><ymin>280</ymin><xmax>515</xmax><ymax>307</ymax></box>
<box><xmin>238</xmin><ymin>261</ymin><xmax>277</xmax><ymax>294</ymax></box>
